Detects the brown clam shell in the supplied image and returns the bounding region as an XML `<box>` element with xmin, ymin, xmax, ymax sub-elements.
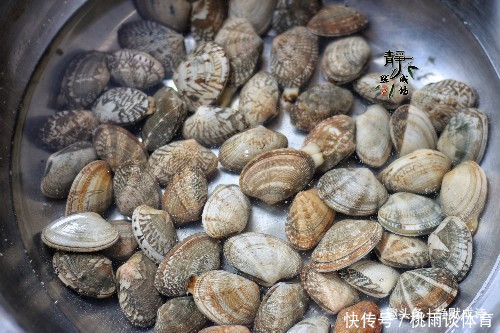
<box><xmin>199</xmin><ymin>326</ymin><xmax>250</xmax><ymax>333</ymax></box>
<box><xmin>191</xmin><ymin>0</ymin><xmax>227</xmax><ymax>42</ymax></box>
<box><xmin>154</xmin><ymin>297</ymin><xmax>208</xmax><ymax>333</ymax></box>
<box><xmin>307</xmin><ymin>5</ymin><xmax>368</xmax><ymax>37</ymax></box>
<box><xmin>375</xmin><ymin>231</ymin><xmax>430</xmax><ymax>269</ymax></box>
<box><xmin>101</xmin><ymin>220</ymin><xmax>138</xmax><ymax>261</ymax></box>
<box><xmin>333</xmin><ymin>301</ymin><xmax>382</xmax><ymax>333</ymax></box>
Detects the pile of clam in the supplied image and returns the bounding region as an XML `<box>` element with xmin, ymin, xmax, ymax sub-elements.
<box><xmin>38</xmin><ymin>0</ymin><xmax>488</xmax><ymax>332</ymax></box>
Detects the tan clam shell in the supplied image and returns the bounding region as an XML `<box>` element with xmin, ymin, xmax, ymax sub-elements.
<box><xmin>379</xmin><ymin>149</ymin><xmax>451</xmax><ymax>194</ymax></box>
<box><xmin>355</xmin><ymin>104</ymin><xmax>391</xmax><ymax>167</ymax></box>
<box><xmin>154</xmin><ymin>297</ymin><xmax>208</xmax><ymax>333</ymax></box>
<box><xmin>354</xmin><ymin>73</ymin><xmax>412</xmax><ymax>109</ymax></box>
<box><xmin>102</xmin><ymin>220</ymin><xmax>138</xmax><ymax>261</ymax></box>
<box><xmin>287</xmin><ymin>315</ymin><xmax>330</xmax><ymax>333</ymax></box>
<box><xmin>272</xmin><ymin>0</ymin><xmax>321</xmax><ymax>34</ymax></box>
<box><xmin>307</xmin><ymin>5</ymin><xmax>368</xmax><ymax>37</ymax></box>
<box><xmin>228</xmin><ymin>0</ymin><xmax>277</xmax><ymax>35</ymax></box>
<box><xmin>285</xmin><ymin>189</ymin><xmax>335</xmax><ymax>250</ymax></box>
<box><xmin>375</xmin><ymin>231</ymin><xmax>430</xmax><ymax>269</ymax></box>
<box><xmin>199</xmin><ymin>326</ymin><xmax>250</xmax><ymax>333</ymax></box>
<box><xmin>333</xmin><ymin>301</ymin><xmax>381</xmax><ymax>333</ymax></box>
<box><xmin>191</xmin><ymin>0</ymin><xmax>227</xmax><ymax>42</ymax></box>
<box><xmin>134</xmin><ymin>0</ymin><xmax>191</xmax><ymax>32</ymax></box>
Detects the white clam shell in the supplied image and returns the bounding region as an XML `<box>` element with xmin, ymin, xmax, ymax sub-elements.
<box><xmin>355</xmin><ymin>104</ymin><xmax>391</xmax><ymax>167</ymax></box>
<box><xmin>229</xmin><ymin>0</ymin><xmax>277</xmax><ymax>35</ymax></box>
<box><xmin>375</xmin><ymin>231</ymin><xmax>430</xmax><ymax>269</ymax></box>
<box><xmin>354</xmin><ymin>73</ymin><xmax>412</xmax><ymax>109</ymax></box>
<box><xmin>287</xmin><ymin>315</ymin><xmax>330</xmax><ymax>333</ymax></box>
<box><xmin>239</xmin><ymin>71</ymin><xmax>279</xmax><ymax>126</ymax></box>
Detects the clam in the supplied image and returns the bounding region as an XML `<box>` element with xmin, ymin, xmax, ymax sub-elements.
<box><xmin>118</xmin><ymin>20</ymin><xmax>186</xmax><ymax>77</ymax></box>
<box><xmin>440</xmin><ymin>160</ymin><xmax>487</xmax><ymax>233</ymax></box>
<box><xmin>202</xmin><ymin>184</ymin><xmax>251</xmax><ymax>238</ymax></box>
<box><xmin>291</xmin><ymin>83</ymin><xmax>354</xmax><ymax>132</ymax></box>
<box><xmin>428</xmin><ymin>216</ymin><xmax>473</xmax><ymax>282</ymax></box>
<box><xmin>65</xmin><ymin>160</ymin><xmax>113</xmax><ymax>216</ymax></box>
<box><xmin>41</xmin><ymin>141</ymin><xmax>98</xmax><ymax>199</ymax></box>
<box><xmin>300</xmin><ymin>263</ymin><xmax>360</xmax><ymax>314</ymax></box>
<box><xmin>40</xmin><ymin>110</ymin><xmax>99</xmax><ymax>151</ymax></box>
<box><xmin>378</xmin><ymin>192</ymin><xmax>443</xmax><ymax>236</ymax></box>
<box><xmin>390</xmin><ymin>104</ymin><xmax>438</xmax><ymax>156</ymax></box>
<box><xmin>219</xmin><ymin>125</ymin><xmax>288</xmax><ymax>172</ymax></box>
<box><xmin>321</xmin><ymin>36</ymin><xmax>371</xmax><ymax>84</ymax></box>
<box><xmin>154</xmin><ymin>297</ymin><xmax>208</xmax><ymax>333</ymax></box>
<box><xmin>182</xmin><ymin>106</ymin><xmax>248</xmax><ymax>147</ymax></box>
<box><xmin>272</xmin><ymin>0</ymin><xmax>320</xmax><ymax>34</ymax></box>
<box><xmin>389</xmin><ymin>268</ymin><xmax>458</xmax><ymax>319</ymax></box>
<box><xmin>41</xmin><ymin>212</ymin><xmax>118</xmax><ymax>252</ymax></box>
<box><xmin>188</xmin><ymin>270</ymin><xmax>261</xmax><ymax>325</ymax></box>
<box><xmin>355</xmin><ymin>105</ymin><xmax>391</xmax><ymax>167</ymax></box>
<box><xmin>191</xmin><ymin>0</ymin><xmax>227</xmax><ymax>42</ymax></box>
<box><xmin>92</xmin><ymin>87</ymin><xmax>155</xmax><ymax>125</ymax></box>
<box><xmin>116</xmin><ymin>252</ymin><xmax>163</xmax><ymax>328</ymax></box>
<box><xmin>437</xmin><ymin>108</ymin><xmax>488</xmax><ymax>166</ymax></box>
<box><xmin>57</xmin><ymin>51</ymin><xmax>110</xmax><ymax>109</ymax></box>
<box><xmin>379</xmin><ymin>149</ymin><xmax>451</xmax><ymax>194</ymax></box>
<box><xmin>317</xmin><ymin>168</ymin><xmax>388</xmax><ymax>216</ymax></box>
<box><xmin>310</xmin><ymin>220</ymin><xmax>383</xmax><ymax>272</ymax></box>
<box><xmin>287</xmin><ymin>316</ymin><xmax>330</xmax><ymax>333</ymax></box>
<box><xmin>307</xmin><ymin>5</ymin><xmax>368</xmax><ymax>37</ymax></box>
<box><xmin>339</xmin><ymin>260</ymin><xmax>400</xmax><ymax>298</ymax></box>
<box><xmin>93</xmin><ymin>124</ymin><xmax>149</xmax><ymax>172</ymax></box>
<box><xmin>285</xmin><ymin>189</ymin><xmax>335</xmax><ymax>251</ymax></box>
<box><xmin>354</xmin><ymin>73</ymin><xmax>412</xmax><ymax>109</ymax></box>
<box><xmin>410</xmin><ymin>79</ymin><xmax>477</xmax><ymax>131</ymax></box>
<box><xmin>134</xmin><ymin>0</ymin><xmax>191</xmax><ymax>32</ymax></box>
<box><xmin>254</xmin><ymin>283</ymin><xmax>309</xmax><ymax>333</ymax></box>
<box><xmin>228</xmin><ymin>0</ymin><xmax>277</xmax><ymax>35</ymax></box>
<box><xmin>102</xmin><ymin>220</ymin><xmax>138</xmax><ymax>261</ymax></box>
<box><xmin>132</xmin><ymin>205</ymin><xmax>177</xmax><ymax>265</ymax></box>
<box><xmin>199</xmin><ymin>326</ymin><xmax>250</xmax><ymax>333</ymax></box>
<box><xmin>303</xmin><ymin>115</ymin><xmax>355</xmax><ymax>172</ymax></box>
<box><xmin>154</xmin><ymin>233</ymin><xmax>221</xmax><ymax>297</ymax></box>
<box><xmin>148</xmin><ymin>139</ymin><xmax>218</xmax><ymax>186</ymax></box>
<box><xmin>162</xmin><ymin>167</ymin><xmax>208</xmax><ymax>225</ymax></box>
<box><xmin>333</xmin><ymin>301</ymin><xmax>381</xmax><ymax>333</ymax></box>
<box><xmin>375</xmin><ymin>231</ymin><xmax>430</xmax><ymax>269</ymax></box>
<box><xmin>53</xmin><ymin>252</ymin><xmax>115</xmax><ymax>298</ymax></box>
<box><xmin>224</xmin><ymin>232</ymin><xmax>302</xmax><ymax>286</ymax></box>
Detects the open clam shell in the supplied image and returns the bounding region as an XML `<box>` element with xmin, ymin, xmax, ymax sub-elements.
<box><xmin>134</xmin><ymin>0</ymin><xmax>192</xmax><ymax>32</ymax></box>
<box><xmin>154</xmin><ymin>297</ymin><xmax>208</xmax><ymax>333</ymax></box>
<box><xmin>375</xmin><ymin>231</ymin><xmax>430</xmax><ymax>269</ymax></box>
<box><xmin>272</xmin><ymin>0</ymin><xmax>320</xmax><ymax>34</ymax></box>
<box><xmin>354</xmin><ymin>73</ymin><xmax>412</xmax><ymax>110</ymax></box>
<box><xmin>191</xmin><ymin>0</ymin><xmax>227</xmax><ymax>42</ymax></box>
<box><xmin>355</xmin><ymin>104</ymin><xmax>391</xmax><ymax>167</ymax></box>
<box><xmin>307</xmin><ymin>4</ymin><xmax>368</xmax><ymax>37</ymax></box>
<box><xmin>228</xmin><ymin>0</ymin><xmax>277</xmax><ymax>35</ymax></box>
<box><xmin>287</xmin><ymin>316</ymin><xmax>330</xmax><ymax>333</ymax></box>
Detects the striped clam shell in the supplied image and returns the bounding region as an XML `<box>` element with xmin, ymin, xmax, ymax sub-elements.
<box><xmin>272</xmin><ymin>0</ymin><xmax>320</xmax><ymax>34</ymax></box>
<box><xmin>307</xmin><ymin>5</ymin><xmax>368</xmax><ymax>37</ymax></box>
<box><xmin>375</xmin><ymin>231</ymin><xmax>430</xmax><ymax>269</ymax></box>
<box><xmin>199</xmin><ymin>326</ymin><xmax>250</xmax><ymax>333</ymax></box>
<box><xmin>134</xmin><ymin>0</ymin><xmax>191</xmax><ymax>32</ymax></box>
<box><xmin>102</xmin><ymin>220</ymin><xmax>138</xmax><ymax>261</ymax></box>
<box><xmin>238</xmin><ymin>71</ymin><xmax>279</xmax><ymax>126</ymax></box>
<box><xmin>287</xmin><ymin>316</ymin><xmax>330</xmax><ymax>333</ymax></box>
<box><xmin>354</xmin><ymin>73</ymin><xmax>412</xmax><ymax>110</ymax></box>
<box><xmin>333</xmin><ymin>301</ymin><xmax>381</xmax><ymax>333</ymax></box>
<box><xmin>228</xmin><ymin>0</ymin><xmax>277</xmax><ymax>35</ymax></box>
<box><xmin>191</xmin><ymin>0</ymin><xmax>227</xmax><ymax>42</ymax></box>
<box><xmin>154</xmin><ymin>297</ymin><xmax>208</xmax><ymax>333</ymax></box>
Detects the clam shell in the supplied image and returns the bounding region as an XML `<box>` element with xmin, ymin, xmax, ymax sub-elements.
<box><xmin>428</xmin><ymin>216</ymin><xmax>473</xmax><ymax>281</ymax></box>
<box><xmin>154</xmin><ymin>297</ymin><xmax>208</xmax><ymax>333</ymax></box>
<box><xmin>92</xmin><ymin>87</ymin><xmax>155</xmax><ymax>125</ymax></box>
<box><xmin>101</xmin><ymin>220</ymin><xmax>138</xmax><ymax>261</ymax></box>
<box><xmin>40</xmin><ymin>110</ymin><xmax>99</xmax><ymax>151</ymax></box>
<box><xmin>219</xmin><ymin>125</ymin><xmax>288</xmax><ymax>172</ymax></box>
<box><xmin>300</xmin><ymin>263</ymin><xmax>360</xmax><ymax>314</ymax></box>
<box><xmin>333</xmin><ymin>301</ymin><xmax>381</xmax><ymax>333</ymax></box>
<box><xmin>355</xmin><ymin>105</ymin><xmax>391</xmax><ymax>167</ymax></box>
<box><xmin>188</xmin><ymin>270</ymin><xmax>261</xmax><ymax>325</ymax></box>
<box><xmin>182</xmin><ymin>106</ymin><xmax>248</xmax><ymax>147</ymax></box>
<box><xmin>379</xmin><ymin>149</ymin><xmax>451</xmax><ymax>194</ymax></box>
<box><xmin>228</xmin><ymin>0</ymin><xmax>277</xmax><ymax>35</ymax></box>
<box><xmin>307</xmin><ymin>5</ymin><xmax>368</xmax><ymax>37</ymax></box>
<box><xmin>272</xmin><ymin>0</ymin><xmax>320</xmax><ymax>34</ymax></box>
<box><xmin>254</xmin><ymin>283</ymin><xmax>309</xmax><ymax>333</ymax></box>
<box><xmin>287</xmin><ymin>316</ymin><xmax>330</xmax><ymax>333</ymax></box>
<box><xmin>354</xmin><ymin>73</ymin><xmax>412</xmax><ymax>109</ymax></box>
<box><xmin>440</xmin><ymin>160</ymin><xmax>487</xmax><ymax>233</ymax></box>
<box><xmin>378</xmin><ymin>192</ymin><xmax>443</xmax><ymax>236</ymax></box>
<box><xmin>132</xmin><ymin>205</ymin><xmax>177</xmax><ymax>265</ymax></box>
<box><xmin>339</xmin><ymin>260</ymin><xmax>400</xmax><ymax>298</ymax></box>
<box><xmin>321</xmin><ymin>36</ymin><xmax>370</xmax><ymax>84</ymax></box>
<box><xmin>41</xmin><ymin>141</ymin><xmax>98</xmax><ymax>199</ymax></box>
<box><xmin>285</xmin><ymin>189</ymin><xmax>335</xmax><ymax>251</ymax></box>
<box><xmin>116</xmin><ymin>252</ymin><xmax>163</xmax><ymax>328</ymax></box>
<box><xmin>410</xmin><ymin>79</ymin><xmax>477</xmax><ymax>131</ymax></box>
<box><xmin>291</xmin><ymin>83</ymin><xmax>354</xmax><ymax>132</ymax></box>
<box><xmin>191</xmin><ymin>0</ymin><xmax>227</xmax><ymax>42</ymax></box>
<box><xmin>389</xmin><ymin>268</ymin><xmax>458</xmax><ymax>319</ymax></box>
<box><xmin>224</xmin><ymin>232</ymin><xmax>302</xmax><ymax>286</ymax></box>
<box><xmin>53</xmin><ymin>252</ymin><xmax>115</xmax><ymax>298</ymax></box>
<box><xmin>154</xmin><ymin>233</ymin><xmax>221</xmax><ymax>296</ymax></box>
<box><xmin>65</xmin><ymin>160</ymin><xmax>113</xmax><ymax>216</ymax></box>
<box><xmin>148</xmin><ymin>139</ymin><xmax>218</xmax><ymax>186</ymax></box>
<box><xmin>437</xmin><ymin>108</ymin><xmax>488</xmax><ymax>166</ymax></box>
<box><xmin>93</xmin><ymin>124</ymin><xmax>149</xmax><ymax>172</ymax></box>
<box><xmin>199</xmin><ymin>326</ymin><xmax>250</xmax><ymax>333</ymax></box>
<box><xmin>202</xmin><ymin>184</ymin><xmax>251</xmax><ymax>238</ymax></box>
<box><xmin>317</xmin><ymin>168</ymin><xmax>388</xmax><ymax>216</ymax></box>
<box><xmin>41</xmin><ymin>212</ymin><xmax>118</xmax><ymax>252</ymax></box>
<box><xmin>375</xmin><ymin>231</ymin><xmax>430</xmax><ymax>269</ymax></box>
<box><xmin>134</xmin><ymin>0</ymin><xmax>191</xmax><ymax>32</ymax></box>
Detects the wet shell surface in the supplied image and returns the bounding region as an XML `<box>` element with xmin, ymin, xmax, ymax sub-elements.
<box><xmin>272</xmin><ymin>0</ymin><xmax>320</xmax><ymax>34</ymax></box>
<box><xmin>379</xmin><ymin>149</ymin><xmax>451</xmax><ymax>194</ymax></box>
<box><xmin>285</xmin><ymin>189</ymin><xmax>335</xmax><ymax>251</ymax></box>
<box><xmin>92</xmin><ymin>87</ymin><xmax>155</xmax><ymax>125</ymax></box>
<box><xmin>228</xmin><ymin>0</ymin><xmax>277</xmax><ymax>35</ymax></box>
<box><xmin>354</xmin><ymin>73</ymin><xmax>412</xmax><ymax>109</ymax></box>
<box><xmin>65</xmin><ymin>160</ymin><xmax>113</xmax><ymax>216</ymax></box>
<box><xmin>437</xmin><ymin>108</ymin><xmax>488</xmax><ymax>166</ymax></box>
<box><xmin>254</xmin><ymin>283</ymin><xmax>309</xmax><ymax>333</ymax></box>
<box><xmin>287</xmin><ymin>315</ymin><xmax>330</xmax><ymax>333</ymax></box>
<box><xmin>440</xmin><ymin>160</ymin><xmax>487</xmax><ymax>233</ymax></box>
<box><xmin>428</xmin><ymin>216</ymin><xmax>473</xmax><ymax>282</ymax></box>
<box><xmin>389</xmin><ymin>268</ymin><xmax>458</xmax><ymax>319</ymax></box>
<box><xmin>154</xmin><ymin>233</ymin><xmax>221</xmax><ymax>296</ymax></box>
<box><xmin>317</xmin><ymin>168</ymin><xmax>388</xmax><ymax>216</ymax></box>
<box><xmin>224</xmin><ymin>232</ymin><xmax>302</xmax><ymax>286</ymax></box>
<box><xmin>321</xmin><ymin>36</ymin><xmax>371</xmax><ymax>84</ymax></box>
<box><xmin>378</xmin><ymin>192</ymin><xmax>443</xmax><ymax>236</ymax></box>
<box><xmin>191</xmin><ymin>0</ymin><xmax>227</xmax><ymax>42</ymax></box>
<box><xmin>355</xmin><ymin>104</ymin><xmax>391</xmax><ymax>167</ymax></box>
<box><xmin>291</xmin><ymin>83</ymin><xmax>354</xmax><ymax>132</ymax></box>
<box><xmin>132</xmin><ymin>205</ymin><xmax>177</xmax><ymax>265</ymax></box>
<box><xmin>41</xmin><ymin>212</ymin><xmax>118</xmax><ymax>252</ymax></box>
<box><xmin>188</xmin><ymin>270</ymin><xmax>261</xmax><ymax>325</ymax></box>
<box><xmin>102</xmin><ymin>220</ymin><xmax>138</xmax><ymax>261</ymax></box>
<box><xmin>116</xmin><ymin>252</ymin><xmax>163</xmax><ymax>328</ymax></box>
<box><xmin>310</xmin><ymin>220</ymin><xmax>383</xmax><ymax>272</ymax></box>
<box><xmin>219</xmin><ymin>125</ymin><xmax>288</xmax><ymax>172</ymax></box>
<box><xmin>154</xmin><ymin>296</ymin><xmax>208</xmax><ymax>333</ymax></box>
<box><xmin>307</xmin><ymin>5</ymin><xmax>368</xmax><ymax>37</ymax></box>
<box><xmin>134</xmin><ymin>0</ymin><xmax>191</xmax><ymax>32</ymax></box>
<box><xmin>40</xmin><ymin>110</ymin><xmax>99</xmax><ymax>151</ymax></box>
<box><xmin>333</xmin><ymin>301</ymin><xmax>381</xmax><ymax>333</ymax></box>
<box><xmin>199</xmin><ymin>326</ymin><xmax>250</xmax><ymax>333</ymax></box>
<box><xmin>41</xmin><ymin>141</ymin><xmax>98</xmax><ymax>199</ymax></box>
<box><xmin>53</xmin><ymin>252</ymin><xmax>115</xmax><ymax>298</ymax></box>
<box><xmin>375</xmin><ymin>231</ymin><xmax>430</xmax><ymax>269</ymax></box>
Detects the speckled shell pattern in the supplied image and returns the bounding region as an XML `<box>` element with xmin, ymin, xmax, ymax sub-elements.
<box><xmin>307</xmin><ymin>4</ymin><xmax>368</xmax><ymax>37</ymax></box>
<box><xmin>134</xmin><ymin>0</ymin><xmax>192</xmax><ymax>32</ymax></box>
<box><xmin>375</xmin><ymin>231</ymin><xmax>430</xmax><ymax>269</ymax></box>
<box><xmin>272</xmin><ymin>0</ymin><xmax>320</xmax><ymax>34</ymax></box>
<box><xmin>199</xmin><ymin>326</ymin><xmax>251</xmax><ymax>333</ymax></box>
<box><xmin>102</xmin><ymin>220</ymin><xmax>138</xmax><ymax>261</ymax></box>
<box><xmin>154</xmin><ymin>297</ymin><xmax>208</xmax><ymax>333</ymax></box>
<box><xmin>333</xmin><ymin>301</ymin><xmax>382</xmax><ymax>333</ymax></box>
<box><xmin>191</xmin><ymin>0</ymin><xmax>227</xmax><ymax>42</ymax></box>
<box><xmin>355</xmin><ymin>104</ymin><xmax>391</xmax><ymax>167</ymax></box>
<box><xmin>354</xmin><ymin>73</ymin><xmax>412</xmax><ymax>109</ymax></box>
<box><xmin>228</xmin><ymin>0</ymin><xmax>277</xmax><ymax>35</ymax></box>
<box><xmin>287</xmin><ymin>315</ymin><xmax>330</xmax><ymax>333</ymax></box>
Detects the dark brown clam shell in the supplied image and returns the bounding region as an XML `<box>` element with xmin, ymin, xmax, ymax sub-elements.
<box><xmin>307</xmin><ymin>5</ymin><xmax>368</xmax><ymax>37</ymax></box>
